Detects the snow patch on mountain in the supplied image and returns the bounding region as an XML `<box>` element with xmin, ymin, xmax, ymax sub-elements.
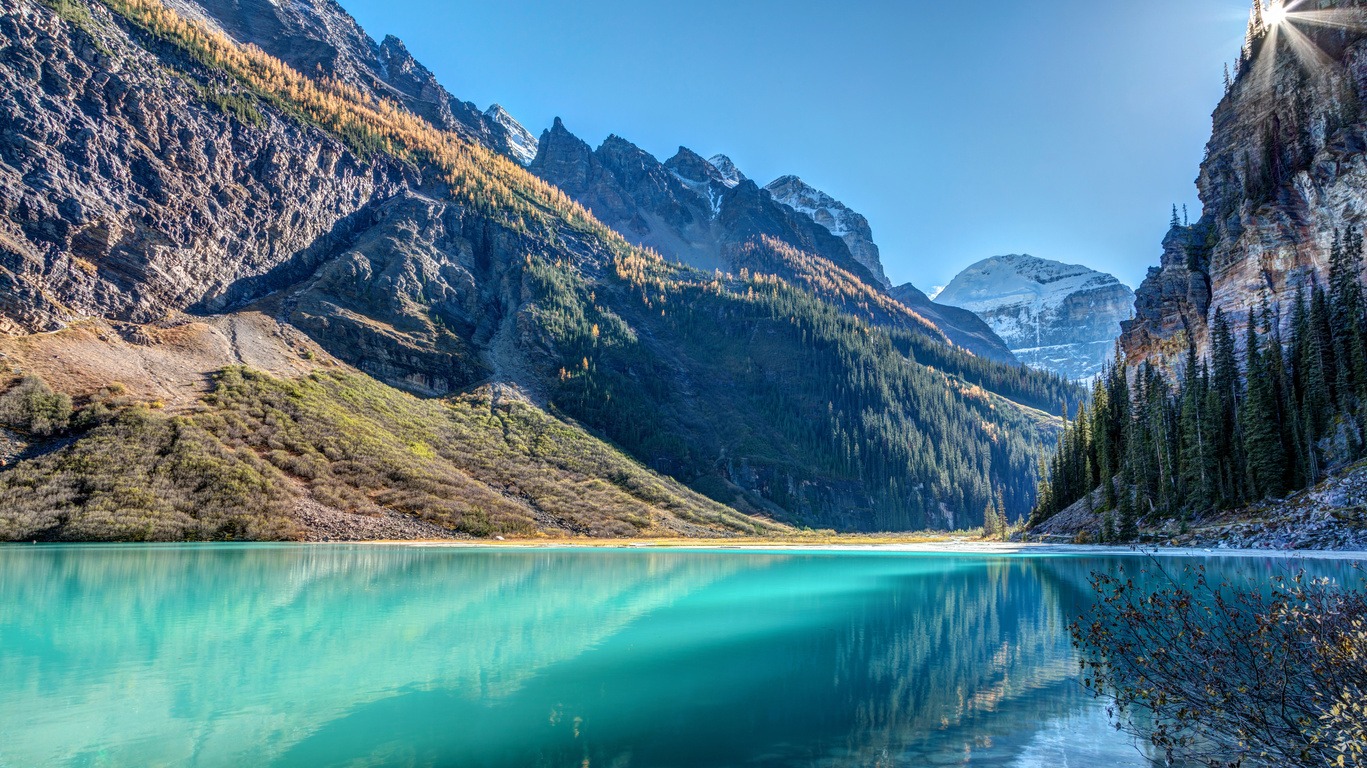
<box><xmin>485</xmin><ymin>104</ymin><xmax>538</xmax><ymax>166</ymax></box>
<box><xmin>664</xmin><ymin>149</ymin><xmax>742</xmax><ymax>218</ymax></box>
<box><xmin>708</xmin><ymin>155</ymin><xmax>747</xmax><ymax>188</ymax></box>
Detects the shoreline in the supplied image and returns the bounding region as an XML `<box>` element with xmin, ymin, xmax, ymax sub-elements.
<box><xmin>383</xmin><ymin>539</ymin><xmax>1367</xmax><ymax>560</ymax></box>
<box><xmin>6</xmin><ymin>539</ymin><xmax>1365</xmax><ymax>560</ymax></box>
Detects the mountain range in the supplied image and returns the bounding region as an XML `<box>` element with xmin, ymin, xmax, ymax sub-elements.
<box><xmin>0</xmin><ymin>0</ymin><xmax>1077</xmax><ymax>540</ymax></box>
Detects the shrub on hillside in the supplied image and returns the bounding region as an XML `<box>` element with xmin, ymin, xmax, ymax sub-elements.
<box><xmin>0</xmin><ymin>376</ymin><xmax>73</xmax><ymax>437</ymax></box>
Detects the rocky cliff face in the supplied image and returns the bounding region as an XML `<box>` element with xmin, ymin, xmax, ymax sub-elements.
<box><xmin>0</xmin><ymin>1</ymin><xmax>415</xmax><ymax>333</ymax></box>
<box><xmin>1122</xmin><ymin>2</ymin><xmax>1367</xmax><ymax>370</ymax></box>
<box><xmin>936</xmin><ymin>255</ymin><xmax>1135</xmax><ymax>381</ymax></box>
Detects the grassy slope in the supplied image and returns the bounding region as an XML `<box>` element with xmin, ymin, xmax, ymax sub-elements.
<box><xmin>0</xmin><ymin>368</ymin><xmax>776</xmax><ymax>541</ymax></box>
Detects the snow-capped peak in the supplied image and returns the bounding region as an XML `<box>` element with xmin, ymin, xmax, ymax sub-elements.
<box><xmin>484</xmin><ymin>104</ymin><xmax>538</xmax><ymax>166</ymax></box>
<box><xmin>764</xmin><ymin>176</ymin><xmax>855</xmax><ymax>237</ymax></box>
<box><xmin>934</xmin><ymin>254</ymin><xmax>1136</xmax><ymax>382</ymax></box>
<box><xmin>763</xmin><ymin>175</ymin><xmax>890</xmax><ymax>288</ymax></box>
<box><xmin>934</xmin><ymin>255</ymin><xmax>1123</xmax><ymax>314</ymax></box>
<box><xmin>707</xmin><ymin>155</ymin><xmax>747</xmax><ymax>188</ymax></box>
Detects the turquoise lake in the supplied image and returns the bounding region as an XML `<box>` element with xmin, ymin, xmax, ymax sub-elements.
<box><xmin>0</xmin><ymin>545</ymin><xmax>1358</xmax><ymax>767</ymax></box>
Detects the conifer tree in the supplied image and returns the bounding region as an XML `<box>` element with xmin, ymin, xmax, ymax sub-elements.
<box><xmin>1117</xmin><ymin>487</ymin><xmax>1139</xmax><ymax>542</ymax></box>
<box><xmin>1242</xmin><ymin>316</ymin><xmax>1288</xmax><ymax>498</ymax></box>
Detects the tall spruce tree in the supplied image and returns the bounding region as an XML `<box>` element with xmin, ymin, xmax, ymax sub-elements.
<box><xmin>1242</xmin><ymin>315</ymin><xmax>1289</xmax><ymax>498</ymax></box>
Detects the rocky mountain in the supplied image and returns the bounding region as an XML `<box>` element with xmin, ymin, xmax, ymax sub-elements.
<box><xmin>528</xmin><ymin>123</ymin><xmax>883</xmax><ymax>284</ymax></box>
<box><xmin>935</xmin><ymin>255</ymin><xmax>1136</xmax><ymax>382</ymax></box>
<box><xmin>0</xmin><ymin>0</ymin><xmax>1075</xmax><ymax>539</ymax></box>
<box><xmin>1121</xmin><ymin>1</ymin><xmax>1367</xmax><ymax>372</ymax></box>
<box><xmin>708</xmin><ymin>154</ymin><xmax>746</xmax><ymax>187</ymax></box>
<box><xmin>528</xmin><ymin>127</ymin><xmax>1016</xmax><ymax>361</ymax></box>
<box><xmin>163</xmin><ymin>0</ymin><xmax>535</xmax><ymax>163</ymax></box>
<box><xmin>765</xmin><ymin>175</ymin><xmax>890</xmax><ymax>289</ymax></box>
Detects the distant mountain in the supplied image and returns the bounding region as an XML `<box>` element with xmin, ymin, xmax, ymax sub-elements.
<box><xmin>528</xmin><ymin>130</ymin><xmax>1016</xmax><ymax>362</ymax></box>
<box><xmin>529</xmin><ymin>123</ymin><xmax>884</xmax><ymax>284</ymax></box>
<box><xmin>935</xmin><ymin>255</ymin><xmax>1135</xmax><ymax>382</ymax></box>
<box><xmin>707</xmin><ymin>155</ymin><xmax>747</xmax><ymax>188</ymax></box>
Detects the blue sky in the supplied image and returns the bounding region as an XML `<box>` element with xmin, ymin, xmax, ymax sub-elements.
<box><xmin>338</xmin><ymin>0</ymin><xmax>1256</xmax><ymax>292</ymax></box>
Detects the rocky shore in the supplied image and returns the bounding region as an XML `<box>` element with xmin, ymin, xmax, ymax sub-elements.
<box><xmin>1027</xmin><ymin>463</ymin><xmax>1367</xmax><ymax>552</ymax></box>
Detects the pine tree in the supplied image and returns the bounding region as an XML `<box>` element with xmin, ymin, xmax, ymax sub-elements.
<box><xmin>1118</xmin><ymin>487</ymin><xmax>1139</xmax><ymax>542</ymax></box>
<box><xmin>1210</xmin><ymin>308</ymin><xmax>1245</xmax><ymax>505</ymax></box>
<box><xmin>1290</xmin><ymin>287</ymin><xmax>1331</xmax><ymax>484</ymax></box>
<box><xmin>1242</xmin><ymin>314</ymin><xmax>1289</xmax><ymax>498</ymax></box>
<box><xmin>983</xmin><ymin>500</ymin><xmax>1000</xmax><ymax>539</ymax></box>
<box><xmin>995</xmin><ymin>487</ymin><xmax>1008</xmax><ymax>538</ymax></box>
<box><xmin>1179</xmin><ymin>343</ymin><xmax>1216</xmax><ymax>515</ymax></box>
<box><xmin>1171</xmin><ymin>205</ymin><xmax>1182</xmax><ymax>229</ymax></box>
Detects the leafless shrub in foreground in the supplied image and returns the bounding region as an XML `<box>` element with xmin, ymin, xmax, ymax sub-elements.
<box><xmin>1071</xmin><ymin>560</ymin><xmax>1366</xmax><ymax>767</ymax></box>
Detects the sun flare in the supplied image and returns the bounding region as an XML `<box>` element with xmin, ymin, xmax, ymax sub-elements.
<box><xmin>1266</xmin><ymin>1</ymin><xmax>1288</xmax><ymax>27</ymax></box>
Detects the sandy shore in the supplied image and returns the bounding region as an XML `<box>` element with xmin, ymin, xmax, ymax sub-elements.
<box><xmin>384</xmin><ymin>538</ymin><xmax>1367</xmax><ymax>560</ymax></box>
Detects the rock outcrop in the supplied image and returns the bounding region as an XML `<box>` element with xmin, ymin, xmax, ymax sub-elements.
<box><xmin>1122</xmin><ymin>4</ymin><xmax>1367</xmax><ymax>371</ymax></box>
<box><xmin>936</xmin><ymin>255</ymin><xmax>1135</xmax><ymax>381</ymax></box>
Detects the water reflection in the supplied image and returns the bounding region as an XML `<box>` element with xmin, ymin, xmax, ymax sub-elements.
<box><xmin>0</xmin><ymin>546</ymin><xmax>1356</xmax><ymax>767</ymax></box>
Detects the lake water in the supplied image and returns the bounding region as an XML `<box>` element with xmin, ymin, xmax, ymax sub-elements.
<box><xmin>0</xmin><ymin>545</ymin><xmax>1358</xmax><ymax>767</ymax></box>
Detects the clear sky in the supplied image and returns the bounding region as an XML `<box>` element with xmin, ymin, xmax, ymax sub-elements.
<box><xmin>337</xmin><ymin>0</ymin><xmax>1256</xmax><ymax>292</ymax></box>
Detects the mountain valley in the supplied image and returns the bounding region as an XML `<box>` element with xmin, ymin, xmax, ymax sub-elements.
<box><xmin>0</xmin><ymin>0</ymin><xmax>1076</xmax><ymax>539</ymax></box>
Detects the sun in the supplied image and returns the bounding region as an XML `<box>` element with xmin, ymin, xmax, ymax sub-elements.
<box><xmin>1266</xmin><ymin>1</ymin><xmax>1289</xmax><ymax>27</ymax></box>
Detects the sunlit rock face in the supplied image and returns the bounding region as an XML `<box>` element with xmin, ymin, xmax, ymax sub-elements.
<box><xmin>935</xmin><ymin>255</ymin><xmax>1135</xmax><ymax>382</ymax></box>
<box><xmin>1123</xmin><ymin>3</ymin><xmax>1367</xmax><ymax>372</ymax></box>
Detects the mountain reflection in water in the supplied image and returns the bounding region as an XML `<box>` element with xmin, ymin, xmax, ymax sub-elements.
<box><xmin>0</xmin><ymin>545</ymin><xmax>1355</xmax><ymax>767</ymax></box>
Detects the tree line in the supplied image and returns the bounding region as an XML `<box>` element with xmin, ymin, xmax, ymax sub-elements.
<box><xmin>1034</xmin><ymin>229</ymin><xmax>1367</xmax><ymax>538</ymax></box>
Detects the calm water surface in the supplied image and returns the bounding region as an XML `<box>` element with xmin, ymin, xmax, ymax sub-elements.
<box><xmin>0</xmin><ymin>545</ymin><xmax>1357</xmax><ymax>767</ymax></box>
